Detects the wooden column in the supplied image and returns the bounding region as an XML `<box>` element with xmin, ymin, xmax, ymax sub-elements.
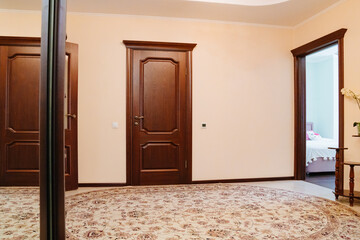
<box><xmin>349</xmin><ymin>165</ymin><xmax>355</xmax><ymax>206</ymax></box>
<box><xmin>329</xmin><ymin>147</ymin><xmax>347</xmax><ymax>199</ymax></box>
<box><xmin>335</xmin><ymin>149</ymin><xmax>340</xmax><ymax>199</ymax></box>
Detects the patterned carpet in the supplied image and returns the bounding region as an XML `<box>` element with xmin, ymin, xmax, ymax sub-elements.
<box><xmin>1</xmin><ymin>184</ymin><xmax>360</xmax><ymax>239</ymax></box>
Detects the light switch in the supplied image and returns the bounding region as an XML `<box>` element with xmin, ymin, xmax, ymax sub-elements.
<box><xmin>112</xmin><ymin>122</ymin><xmax>119</xmax><ymax>129</ymax></box>
<box><xmin>201</xmin><ymin>123</ymin><xmax>207</xmax><ymax>128</ymax></box>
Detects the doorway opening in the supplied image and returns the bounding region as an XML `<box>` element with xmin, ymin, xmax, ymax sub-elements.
<box><xmin>291</xmin><ymin>28</ymin><xmax>347</xmax><ymax>192</ymax></box>
<box><xmin>304</xmin><ymin>44</ymin><xmax>339</xmax><ymax>190</ymax></box>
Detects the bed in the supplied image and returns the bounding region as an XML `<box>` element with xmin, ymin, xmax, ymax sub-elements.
<box><xmin>306</xmin><ymin>122</ymin><xmax>337</xmax><ymax>173</ymax></box>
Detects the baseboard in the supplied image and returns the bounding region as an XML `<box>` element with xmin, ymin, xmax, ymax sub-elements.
<box><xmin>306</xmin><ymin>172</ymin><xmax>335</xmax><ymax>176</ymax></box>
<box><xmin>78</xmin><ymin>177</ymin><xmax>295</xmax><ymax>187</ymax></box>
<box><xmin>192</xmin><ymin>176</ymin><xmax>295</xmax><ymax>184</ymax></box>
<box><xmin>78</xmin><ymin>183</ymin><xmax>126</xmax><ymax>187</ymax></box>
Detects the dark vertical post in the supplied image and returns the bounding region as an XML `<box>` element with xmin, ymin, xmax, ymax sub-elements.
<box><xmin>349</xmin><ymin>165</ymin><xmax>355</xmax><ymax>206</ymax></box>
<box><xmin>338</xmin><ymin>38</ymin><xmax>345</xmax><ymax>192</ymax></box>
<box><xmin>294</xmin><ymin>56</ymin><xmax>306</xmax><ymax>180</ymax></box>
<box><xmin>40</xmin><ymin>0</ymin><xmax>67</xmax><ymax>239</ymax></box>
<box><xmin>334</xmin><ymin>149</ymin><xmax>341</xmax><ymax>199</ymax></box>
<box><xmin>329</xmin><ymin>147</ymin><xmax>347</xmax><ymax>200</ymax></box>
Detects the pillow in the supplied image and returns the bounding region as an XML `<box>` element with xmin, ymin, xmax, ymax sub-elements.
<box><xmin>306</xmin><ymin>131</ymin><xmax>321</xmax><ymax>140</ymax></box>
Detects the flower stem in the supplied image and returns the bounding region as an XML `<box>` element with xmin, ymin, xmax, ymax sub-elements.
<box><xmin>348</xmin><ymin>89</ymin><xmax>360</xmax><ymax>111</ymax></box>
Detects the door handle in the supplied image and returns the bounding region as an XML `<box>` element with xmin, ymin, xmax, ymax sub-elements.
<box><xmin>66</xmin><ymin>113</ymin><xmax>77</xmax><ymax>119</ymax></box>
<box><xmin>134</xmin><ymin>116</ymin><xmax>144</xmax><ymax>120</ymax></box>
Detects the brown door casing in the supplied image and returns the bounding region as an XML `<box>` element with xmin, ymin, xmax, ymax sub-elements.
<box><xmin>0</xmin><ymin>37</ymin><xmax>79</xmax><ymax>190</ymax></box>
<box><xmin>291</xmin><ymin>29</ymin><xmax>347</xmax><ymax>186</ymax></box>
<box><xmin>124</xmin><ymin>41</ymin><xmax>196</xmax><ymax>185</ymax></box>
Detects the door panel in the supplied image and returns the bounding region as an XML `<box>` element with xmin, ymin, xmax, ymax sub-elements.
<box><xmin>126</xmin><ymin>42</ymin><xmax>195</xmax><ymax>185</ymax></box>
<box><xmin>141</xmin><ymin>58</ymin><xmax>179</xmax><ymax>133</ymax></box>
<box><xmin>141</xmin><ymin>142</ymin><xmax>179</xmax><ymax>170</ymax></box>
<box><xmin>7</xmin><ymin>142</ymin><xmax>40</xmax><ymax>170</ymax></box>
<box><xmin>7</xmin><ymin>52</ymin><xmax>40</xmax><ymax>132</ymax></box>
<box><xmin>0</xmin><ymin>39</ymin><xmax>78</xmax><ymax>190</ymax></box>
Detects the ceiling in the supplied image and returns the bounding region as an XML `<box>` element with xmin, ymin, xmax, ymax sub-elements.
<box><xmin>0</xmin><ymin>0</ymin><xmax>342</xmax><ymax>27</ymax></box>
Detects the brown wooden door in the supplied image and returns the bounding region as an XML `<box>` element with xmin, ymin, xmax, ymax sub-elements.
<box><xmin>126</xmin><ymin>41</ymin><xmax>196</xmax><ymax>185</ymax></box>
<box><xmin>0</xmin><ymin>45</ymin><xmax>41</xmax><ymax>185</ymax></box>
<box><xmin>0</xmin><ymin>38</ymin><xmax>78</xmax><ymax>190</ymax></box>
<box><xmin>64</xmin><ymin>43</ymin><xmax>79</xmax><ymax>191</ymax></box>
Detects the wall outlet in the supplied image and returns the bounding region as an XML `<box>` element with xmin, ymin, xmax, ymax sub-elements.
<box><xmin>112</xmin><ymin>122</ymin><xmax>119</xmax><ymax>129</ymax></box>
<box><xmin>201</xmin><ymin>123</ymin><xmax>207</xmax><ymax>128</ymax></box>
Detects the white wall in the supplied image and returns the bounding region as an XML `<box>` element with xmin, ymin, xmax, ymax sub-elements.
<box><xmin>306</xmin><ymin>54</ymin><xmax>337</xmax><ymax>139</ymax></box>
<box><xmin>0</xmin><ymin>11</ymin><xmax>294</xmax><ymax>183</ymax></box>
<box><xmin>293</xmin><ymin>0</ymin><xmax>360</xmax><ymax>190</ymax></box>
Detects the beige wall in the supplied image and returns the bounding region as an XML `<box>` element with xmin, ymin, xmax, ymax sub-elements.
<box><xmin>293</xmin><ymin>0</ymin><xmax>360</xmax><ymax>190</ymax></box>
<box><xmin>0</xmin><ymin>10</ymin><xmax>295</xmax><ymax>183</ymax></box>
<box><xmin>1</xmin><ymin>1</ymin><xmax>359</xmax><ymax>186</ymax></box>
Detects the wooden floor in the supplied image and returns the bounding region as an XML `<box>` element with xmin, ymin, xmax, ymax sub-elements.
<box><xmin>305</xmin><ymin>173</ymin><xmax>335</xmax><ymax>190</ymax></box>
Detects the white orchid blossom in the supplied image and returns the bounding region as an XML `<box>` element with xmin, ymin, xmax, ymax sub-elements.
<box><xmin>341</xmin><ymin>88</ymin><xmax>360</xmax><ymax>128</ymax></box>
<box><xmin>341</xmin><ymin>88</ymin><xmax>360</xmax><ymax>111</ymax></box>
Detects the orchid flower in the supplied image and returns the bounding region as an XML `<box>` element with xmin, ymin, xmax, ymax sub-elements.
<box><xmin>341</xmin><ymin>88</ymin><xmax>360</xmax><ymax>127</ymax></box>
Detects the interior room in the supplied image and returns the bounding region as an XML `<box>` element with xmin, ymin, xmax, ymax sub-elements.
<box><xmin>305</xmin><ymin>44</ymin><xmax>339</xmax><ymax>189</ymax></box>
<box><xmin>1</xmin><ymin>0</ymin><xmax>360</xmax><ymax>239</ymax></box>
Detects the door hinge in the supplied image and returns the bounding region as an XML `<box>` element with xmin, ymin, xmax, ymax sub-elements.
<box><xmin>185</xmin><ymin>160</ymin><xmax>188</xmax><ymax>169</ymax></box>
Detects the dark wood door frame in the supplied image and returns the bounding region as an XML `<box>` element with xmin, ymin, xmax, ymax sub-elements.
<box><xmin>124</xmin><ymin>40</ymin><xmax>196</xmax><ymax>185</ymax></box>
<box><xmin>291</xmin><ymin>29</ymin><xmax>347</xmax><ymax>185</ymax></box>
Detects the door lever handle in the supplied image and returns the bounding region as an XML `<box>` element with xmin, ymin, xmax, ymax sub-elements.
<box><xmin>134</xmin><ymin>116</ymin><xmax>144</xmax><ymax>120</ymax></box>
<box><xmin>66</xmin><ymin>113</ymin><xmax>77</xmax><ymax>119</ymax></box>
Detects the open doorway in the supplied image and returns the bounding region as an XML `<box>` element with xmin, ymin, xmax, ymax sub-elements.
<box><xmin>304</xmin><ymin>44</ymin><xmax>339</xmax><ymax>190</ymax></box>
<box><xmin>291</xmin><ymin>29</ymin><xmax>347</xmax><ymax>192</ymax></box>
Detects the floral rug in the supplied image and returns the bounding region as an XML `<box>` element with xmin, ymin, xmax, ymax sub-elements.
<box><xmin>0</xmin><ymin>187</ymin><xmax>40</xmax><ymax>239</ymax></box>
<box><xmin>1</xmin><ymin>184</ymin><xmax>360</xmax><ymax>239</ymax></box>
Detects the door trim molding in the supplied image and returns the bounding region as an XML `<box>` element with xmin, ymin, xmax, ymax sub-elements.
<box><xmin>0</xmin><ymin>36</ymin><xmax>40</xmax><ymax>46</ymax></box>
<box><xmin>124</xmin><ymin>40</ymin><xmax>196</xmax><ymax>185</ymax></box>
<box><xmin>123</xmin><ymin>40</ymin><xmax>196</xmax><ymax>51</ymax></box>
<box><xmin>291</xmin><ymin>29</ymin><xmax>347</xmax><ymax>183</ymax></box>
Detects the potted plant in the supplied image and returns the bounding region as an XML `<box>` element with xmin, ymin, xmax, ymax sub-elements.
<box><xmin>354</xmin><ymin>122</ymin><xmax>360</xmax><ymax>135</ymax></box>
<box><xmin>341</xmin><ymin>88</ymin><xmax>360</xmax><ymax>135</ymax></box>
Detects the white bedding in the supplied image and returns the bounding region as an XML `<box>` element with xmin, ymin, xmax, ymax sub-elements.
<box><xmin>306</xmin><ymin>138</ymin><xmax>338</xmax><ymax>166</ymax></box>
